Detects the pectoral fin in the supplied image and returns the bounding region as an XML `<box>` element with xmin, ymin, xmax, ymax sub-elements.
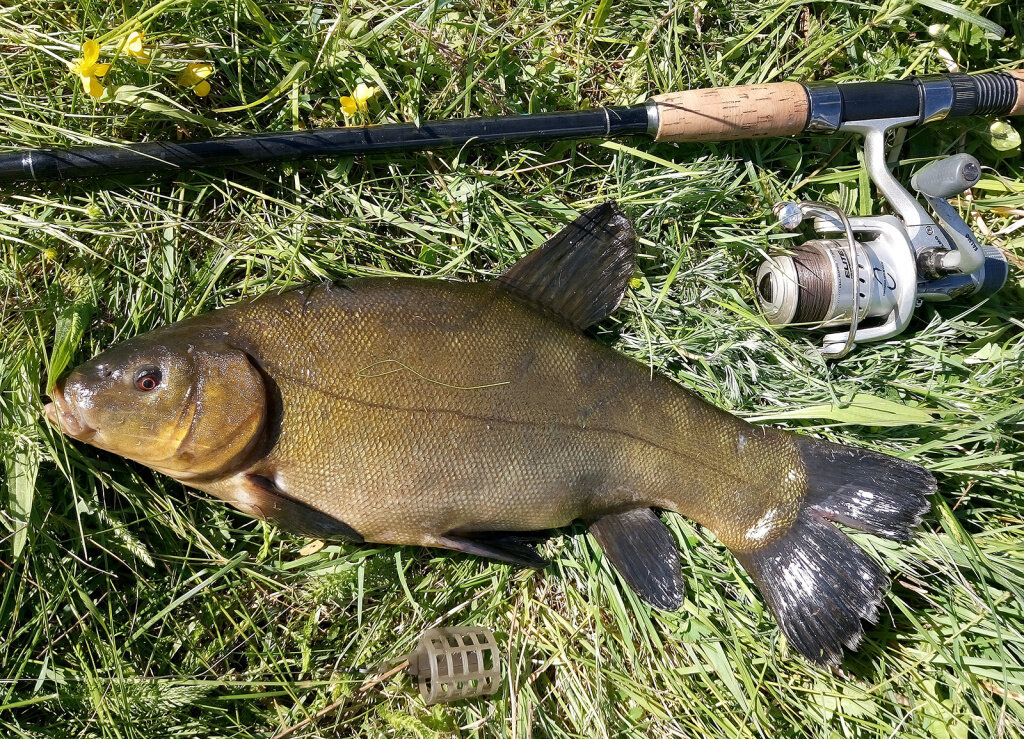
<box><xmin>588</xmin><ymin>508</ymin><xmax>683</xmax><ymax>610</ymax></box>
<box><xmin>435</xmin><ymin>531</ymin><xmax>551</xmax><ymax>568</ymax></box>
<box><xmin>229</xmin><ymin>473</ymin><xmax>364</xmax><ymax>542</ymax></box>
<box><xmin>496</xmin><ymin>201</ymin><xmax>636</xmax><ymax>329</ymax></box>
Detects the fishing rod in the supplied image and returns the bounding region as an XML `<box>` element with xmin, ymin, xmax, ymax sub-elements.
<box><xmin>4</xmin><ymin>69</ymin><xmax>1022</xmax><ymax>357</ymax></box>
<box><xmin>1</xmin><ymin>71</ymin><xmax>1021</xmax><ymax>183</ymax></box>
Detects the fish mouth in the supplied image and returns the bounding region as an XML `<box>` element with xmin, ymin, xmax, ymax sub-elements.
<box><xmin>44</xmin><ymin>381</ymin><xmax>96</xmax><ymax>443</ymax></box>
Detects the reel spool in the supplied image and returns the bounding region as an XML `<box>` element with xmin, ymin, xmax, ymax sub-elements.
<box><xmin>755</xmin><ymin>118</ymin><xmax>1008</xmax><ymax>358</ymax></box>
<box><xmin>756</xmin><ymin>238</ymin><xmax>896</xmax><ymax>329</ymax></box>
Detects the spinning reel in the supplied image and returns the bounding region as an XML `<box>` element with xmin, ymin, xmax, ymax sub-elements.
<box><xmin>755</xmin><ymin>117</ymin><xmax>1008</xmax><ymax>358</ymax></box>
<box><xmin>1</xmin><ymin>67</ymin><xmax>1017</xmax><ymax>362</ymax></box>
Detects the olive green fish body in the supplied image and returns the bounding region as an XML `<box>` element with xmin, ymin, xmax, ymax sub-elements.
<box><xmin>46</xmin><ymin>203</ymin><xmax>934</xmax><ymax>665</ymax></box>
<box><xmin>196</xmin><ymin>279</ymin><xmax>802</xmax><ymax>553</ymax></box>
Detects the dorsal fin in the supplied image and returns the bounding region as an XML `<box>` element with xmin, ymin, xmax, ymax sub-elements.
<box><xmin>496</xmin><ymin>201</ymin><xmax>637</xmax><ymax>329</ymax></box>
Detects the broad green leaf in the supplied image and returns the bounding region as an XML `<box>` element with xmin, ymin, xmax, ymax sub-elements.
<box><xmin>103</xmin><ymin>86</ymin><xmax>226</xmax><ymax>126</ymax></box>
<box><xmin>973</xmin><ymin>177</ymin><xmax>1024</xmax><ymax>193</ymax></box>
<box><xmin>94</xmin><ymin>0</ymin><xmax>190</xmax><ymax>45</ymax></box>
<box><xmin>349</xmin><ymin>7</ymin><xmax>418</xmax><ymax>49</ymax></box>
<box><xmin>965</xmin><ymin>342</ymin><xmax>1010</xmax><ymax>364</ymax></box>
<box><xmin>749</xmin><ymin>393</ymin><xmax>940</xmax><ymax>426</ymax></box>
<box><xmin>601</xmin><ymin>141</ymin><xmax>713</xmax><ymax>176</ymax></box>
<box><xmin>48</xmin><ymin>291</ymin><xmax>95</xmax><ymax>391</ymax></box>
<box><xmin>985</xmin><ymin>120</ymin><xmax>1021</xmax><ymax>152</ymax></box>
<box><xmin>696</xmin><ymin>641</ymin><xmax>748</xmax><ymax>709</ymax></box>
<box><xmin>914</xmin><ymin>0</ymin><xmax>1004</xmax><ymax>39</ymax></box>
<box><xmin>923</xmin><ymin>697</ymin><xmax>969</xmax><ymax>739</ymax></box>
<box><xmin>243</xmin><ymin>0</ymin><xmax>280</xmax><ymax>43</ymax></box>
<box><xmin>590</xmin><ymin>0</ymin><xmax>613</xmax><ymax>31</ymax></box>
<box><xmin>808</xmin><ymin>680</ymin><xmax>876</xmax><ymax>722</ymax></box>
<box><xmin>2</xmin><ymin>444</ymin><xmax>38</xmax><ymax>560</ymax></box>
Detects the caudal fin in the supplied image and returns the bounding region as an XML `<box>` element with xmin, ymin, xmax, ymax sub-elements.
<box><xmin>734</xmin><ymin>438</ymin><xmax>934</xmax><ymax>665</ymax></box>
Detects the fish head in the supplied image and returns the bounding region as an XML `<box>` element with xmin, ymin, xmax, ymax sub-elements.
<box><xmin>44</xmin><ymin>329</ymin><xmax>267</xmax><ymax>480</ymax></box>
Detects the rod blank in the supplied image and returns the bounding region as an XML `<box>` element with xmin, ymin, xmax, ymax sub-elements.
<box><xmin>0</xmin><ymin>107</ymin><xmax>651</xmax><ymax>183</ymax></box>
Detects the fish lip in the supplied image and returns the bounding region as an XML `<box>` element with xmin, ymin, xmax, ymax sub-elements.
<box><xmin>44</xmin><ymin>381</ymin><xmax>96</xmax><ymax>443</ymax></box>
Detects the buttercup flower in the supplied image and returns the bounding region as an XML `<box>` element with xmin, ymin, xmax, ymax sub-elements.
<box><xmin>69</xmin><ymin>40</ymin><xmax>110</xmax><ymax>98</ymax></box>
<box><xmin>340</xmin><ymin>83</ymin><xmax>377</xmax><ymax>116</ymax></box>
<box><xmin>125</xmin><ymin>30</ymin><xmax>150</xmax><ymax>64</ymax></box>
<box><xmin>178</xmin><ymin>62</ymin><xmax>214</xmax><ymax>97</ymax></box>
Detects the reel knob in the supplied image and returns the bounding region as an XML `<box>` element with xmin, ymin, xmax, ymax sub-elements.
<box><xmin>773</xmin><ymin>201</ymin><xmax>805</xmax><ymax>231</ymax></box>
<box><xmin>911</xmin><ymin>153</ymin><xmax>981</xmax><ymax>199</ymax></box>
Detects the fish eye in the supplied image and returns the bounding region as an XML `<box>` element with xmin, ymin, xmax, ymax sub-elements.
<box><xmin>134</xmin><ymin>367</ymin><xmax>162</xmax><ymax>392</ymax></box>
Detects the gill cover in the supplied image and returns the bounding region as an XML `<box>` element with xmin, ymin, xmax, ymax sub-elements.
<box><xmin>58</xmin><ymin>338</ymin><xmax>266</xmax><ymax>480</ymax></box>
<box><xmin>169</xmin><ymin>346</ymin><xmax>267</xmax><ymax>477</ymax></box>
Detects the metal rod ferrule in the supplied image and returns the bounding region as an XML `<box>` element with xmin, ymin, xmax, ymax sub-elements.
<box><xmin>914</xmin><ymin>75</ymin><xmax>954</xmax><ymax>124</ymax></box>
<box><xmin>645</xmin><ymin>101</ymin><xmax>660</xmax><ymax>137</ymax></box>
<box><xmin>804</xmin><ymin>81</ymin><xmax>842</xmax><ymax>133</ymax></box>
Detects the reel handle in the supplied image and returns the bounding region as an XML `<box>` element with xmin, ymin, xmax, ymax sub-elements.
<box><xmin>913</xmin><ymin>154</ymin><xmax>985</xmax><ymax>275</ymax></box>
<box><xmin>650</xmin><ymin>70</ymin><xmax>1024</xmax><ymax>142</ymax></box>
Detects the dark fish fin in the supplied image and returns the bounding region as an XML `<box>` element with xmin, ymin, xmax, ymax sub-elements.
<box><xmin>241</xmin><ymin>474</ymin><xmax>364</xmax><ymax>542</ymax></box>
<box><xmin>589</xmin><ymin>508</ymin><xmax>684</xmax><ymax>610</ymax></box>
<box><xmin>798</xmin><ymin>437</ymin><xmax>934</xmax><ymax>541</ymax></box>
<box><xmin>435</xmin><ymin>532</ymin><xmax>550</xmax><ymax>568</ymax></box>
<box><xmin>496</xmin><ymin>201</ymin><xmax>637</xmax><ymax>329</ymax></box>
<box><xmin>734</xmin><ymin>439</ymin><xmax>933</xmax><ymax>665</ymax></box>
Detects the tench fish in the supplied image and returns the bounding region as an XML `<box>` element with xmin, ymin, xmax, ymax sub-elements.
<box><xmin>44</xmin><ymin>202</ymin><xmax>933</xmax><ymax>664</ymax></box>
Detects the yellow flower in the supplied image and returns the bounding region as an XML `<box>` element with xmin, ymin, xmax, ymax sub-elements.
<box><xmin>178</xmin><ymin>62</ymin><xmax>214</xmax><ymax>97</ymax></box>
<box><xmin>69</xmin><ymin>39</ymin><xmax>110</xmax><ymax>98</ymax></box>
<box><xmin>125</xmin><ymin>30</ymin><xmax>150</xmax><ymax>64</ymax></box>
<box><xmin>340</xmin><ymin>83</ymin><xmax>377</xmax><ymax>116</ymax></box>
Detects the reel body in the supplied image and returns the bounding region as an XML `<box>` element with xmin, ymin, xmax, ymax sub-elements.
<box><xmin>756</xmin><ymin>117</ymin><xmax>1008</xmax><ymax>357</ymax></box>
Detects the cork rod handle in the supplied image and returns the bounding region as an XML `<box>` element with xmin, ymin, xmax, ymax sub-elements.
<box><xmin>650</xmin><ymin>83</ymin><xmax>809</xmax><ymax>143</ymax></box>
<box><xmin>651</xmin><ymin>71</ymin><xmax>1024</xmax><ymax>144</ymax></box>
<box><xmin>1009</xmin><ymin>70</ymin><xmax>1024</xmax><ymax>116</ymax></box>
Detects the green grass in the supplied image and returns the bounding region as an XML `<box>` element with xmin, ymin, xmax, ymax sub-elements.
<box><xmin>2</xmin><ymin>1</ymin><xmax>1023</xmax><ymax>737</ymax></box>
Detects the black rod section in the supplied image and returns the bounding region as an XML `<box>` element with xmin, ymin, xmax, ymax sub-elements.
<box><xmin>0</xmin><ymin>106</ymin><xmax>651</xmax><ymax>183</ymax></box>
<box><xmin>836</xmin><ymin>72</ymin><xmax>1019</xmax><ymax>124</ymax></box>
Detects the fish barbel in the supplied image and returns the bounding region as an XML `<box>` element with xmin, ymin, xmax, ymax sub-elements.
<box><xmin>44</xmin><ymin>202</ymin><xmax>933</xmax><ymax>664</ymax></box>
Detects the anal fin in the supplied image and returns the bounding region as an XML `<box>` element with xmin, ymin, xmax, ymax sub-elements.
<box><xmin>435</xmin><ymin>531</ymin><xmax>551</xmax><ymax>568</ymax></box>
<box><xmin>589</xmin><ymin>508</ymin><xmax>684</xmax><ymax>610</ymax></box>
